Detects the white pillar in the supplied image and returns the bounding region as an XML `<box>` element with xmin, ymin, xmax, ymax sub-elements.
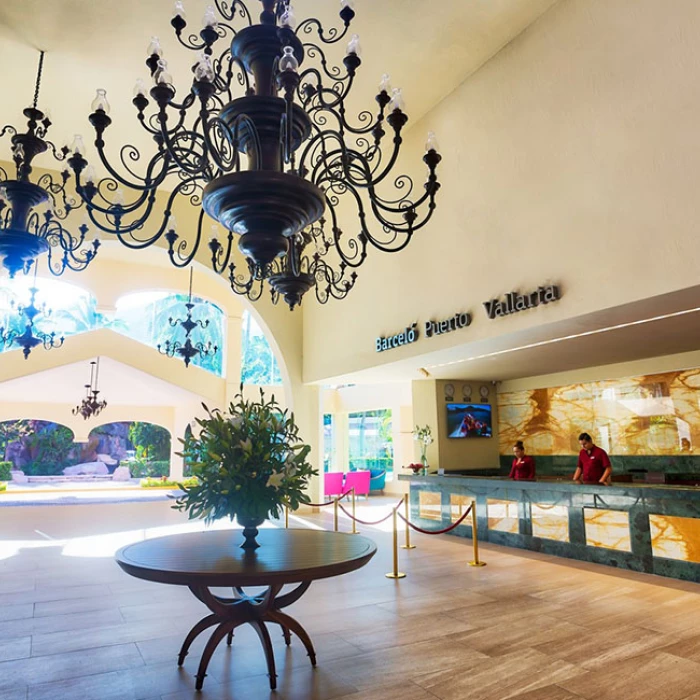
<box><xmin>168</xmin><ymin>407</ymin><xmax>194</xmax><ymax>481</ymax></box>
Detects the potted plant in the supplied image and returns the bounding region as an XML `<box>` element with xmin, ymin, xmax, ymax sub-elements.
<box><xmin>413</xmin><ymin>425</ymin><xmax>434</xmax><ymax>475</ymax></box>
<box><xmin>174</xmin><ymin>390</ymin><xmax>317</xmax><ymax>549</ymax></box>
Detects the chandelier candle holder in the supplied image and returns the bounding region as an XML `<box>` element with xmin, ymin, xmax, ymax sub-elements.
<box><xmin>68</xmin><ymin>0</ymin><xmax>441</xmax><ymax>308</ymax></box>
<box><xmin>72</xmin><ymin>357</ymin><xmax>108</xmax><ymax>420</ymax></box>
<box><xmin>0</xmin><ymin>51</ymin><xmax>100</xmax><ymax>278</ymax></box>
<box><xmin>157</xmin><ymin>267</ymin><xmax>218</xmax><ymax>367</ymax></box>
<box><xmin>0</xmin><ymin>280</ymin><xmax>64</xmax><ymax>360</ymax></box>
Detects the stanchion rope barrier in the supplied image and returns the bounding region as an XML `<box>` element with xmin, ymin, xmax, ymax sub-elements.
<box><xmin>397</xmin><ymin>504</ymin><xmax>472</xmax><ymax>535</ymax></box>
<box><xmin>336</xmin><ymin>498</ymin><xmax>404</xmax><ymax>526</ymax></box>
<box><xmin>305</xmin><ymin>489</ymin><xmax>353</xmax><ymax>508</ymax></box>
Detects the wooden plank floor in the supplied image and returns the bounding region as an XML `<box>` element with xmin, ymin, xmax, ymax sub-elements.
<box><xmin>1</xmin><ymin>499</ymin><xmax>700</xmax><ymax>699</ymax></box>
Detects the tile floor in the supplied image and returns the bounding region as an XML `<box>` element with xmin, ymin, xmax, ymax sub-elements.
<box><xmin>1</xmin><ymin>499</ymin><xmax>700</xmax><ymax>699</ymax></box>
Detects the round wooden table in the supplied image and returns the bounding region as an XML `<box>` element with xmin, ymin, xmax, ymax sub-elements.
<box><xmin>116</xmin><ymin>529</ymin><xmax>376</xmax><ymax>690</ymax></box>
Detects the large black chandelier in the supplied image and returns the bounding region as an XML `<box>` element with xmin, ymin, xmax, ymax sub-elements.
<box><xmin>68</xmin><ymin>0</ymin><xmax>441</xmax><ymax>308</ymax></box>
<box><xmin>72</xmin><ymin>358</ymin><xmax>108</xmax><ymax>420</ymax></box>
<box><xmin>0</xmin><ymin>280</ymin><xmax>64</xmax><ymax>360</ymax></box>
<box><xmin>0</xmin><ymin>52</ymin><xmax>100</xmax><ymax>278</ymax></box>
<box><xmin>157</xmin><ymin>267</ymin><xmax>218</xmax><ymax>367</ymax></box>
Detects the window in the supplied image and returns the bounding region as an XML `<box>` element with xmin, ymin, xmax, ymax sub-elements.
<box><xmin>241</xmin><ymin>311</ymin><xmax>282</xmax><ymax>385</ymax></box>
<box><xmin>347</xmin><ymin>409</ymin><xmax>393</xmax><ymax>475</ymax></box>
<box><xmin>323</xmin><ymin>414</ymin><xmax>335</xmax><ymax>472</ymax></box>
<box><xmin>113</xmin><ymin>292</ymin><xmax>225</xmax><ymax>376</ymax></box>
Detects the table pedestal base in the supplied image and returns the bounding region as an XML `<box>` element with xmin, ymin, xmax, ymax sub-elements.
<box><xmin>178</xmin><ymin>582</ymin><xmax>316</xmax><ymax>690</ymax></box>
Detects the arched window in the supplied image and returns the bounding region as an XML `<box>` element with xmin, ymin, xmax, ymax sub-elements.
<box><xmin>241</xmin><ymin>311</ymin><xmax>282</xmax><ymax>385</ymax></box>
<box><xmin>113</xmin><ymin>292</ymin><xmax>225</xmax><ymax>376</ymax></box>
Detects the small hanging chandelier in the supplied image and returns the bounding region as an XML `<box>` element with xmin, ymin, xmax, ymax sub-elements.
<box><xmin>0</xmin><ymin>274</ymin><xmax>64</xmax><ymax>359</ymax></box>
<box><xmin>157</xmin><ymin>267</ymin><xmax>218</xmax><ymax>368</ymax></box>
<box><xmin>0</xmin><ymin>52</ymin><xmax>100</xmax><ymax>278</ymax></box>
<box><xmin>68</xmin><ymin>0</ymin><xmax>441</xmax><ymax>308</ymax></box>
<box><xmin>72</xmin><ymin>357</ymin><xmax>108</xmax><ymax>420</ymax></box>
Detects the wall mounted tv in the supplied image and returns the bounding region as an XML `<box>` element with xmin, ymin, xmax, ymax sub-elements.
<box><xmin>446</xmin><ymin>403</ymin><xmax>493</xmax><ymax>438</ymax></box>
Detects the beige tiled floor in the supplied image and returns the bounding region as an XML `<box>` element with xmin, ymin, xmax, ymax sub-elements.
<box><xmin>1</xmin><ymin>499</ymin><xmax>700</xmax><ymax>699</ymax></box>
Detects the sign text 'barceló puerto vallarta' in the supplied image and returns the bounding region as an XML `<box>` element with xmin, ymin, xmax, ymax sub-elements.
<box><xmin>482</xmin><ymin>285</ymin><xmax>560</xmax><ymax>320</ymax></box>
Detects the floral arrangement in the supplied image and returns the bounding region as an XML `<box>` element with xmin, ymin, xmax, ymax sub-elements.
<box><xmin>406</xmin><ymin>463</ymin><xmax>424</xmax><ymax>474</ymax></box>
<box><xmin>174</xmin><ymin>390</ymin><xmax>317</xmax><ymax>526</ymax></box>
<box><xmin>413</xmin><ymin>424</ymin><xmax>434</xmax><ymax>465</ymax></box>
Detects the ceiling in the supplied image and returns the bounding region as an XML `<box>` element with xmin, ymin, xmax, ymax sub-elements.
<box><xmin>0</xmin><ymin>356</ymin><xmax>203</xmax><ymax>406</ymax></box>
<box><xmin>0</xmin><ymin>0</ymin><xmax>559</xmax><ymax>167</ymax></box>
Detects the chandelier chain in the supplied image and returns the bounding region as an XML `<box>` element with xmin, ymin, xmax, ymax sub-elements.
<box><xmin>33</xmin><ymin>51</ymin><xmax>45</xmax><ymax>110</ymax></box>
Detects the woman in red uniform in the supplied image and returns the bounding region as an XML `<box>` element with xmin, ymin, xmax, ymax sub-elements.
<box><xmin>509</xmin><ymin>441</ymin><xmax>536</xmax><ymax>480</ymax></box>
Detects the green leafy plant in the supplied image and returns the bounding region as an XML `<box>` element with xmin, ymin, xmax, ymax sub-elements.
<box><xmin>413</xmin><ymin>424</ymin><xmax>434</xmax><ymax>465</ymax></box>
<box><xmin>0</xmin><ymin>420</ymin><xmax>31</xmax><ymax>462</ymax></box>
<box><xmin>128</xmin><ymin>423</ymin><xmax>171</xmax><ymax>462</ymax></box>
<box><xmin>0</xmin><ymin>483</ymin><xmax>6</xmax><ymax>493</ymax></box>
<box><xmin>0</xmin><ymin>461</ymin><xmax>11</xmax><ymax>481</ymax></box>
<box><xmin>174</xmin><ymin>391</ymin><xmax>316</xmax><ymax>524</ymax></box>
<box><xmin>24</xmin><ymin>425</ymin><xmax>76</xmax><ymax>475</ymax></box>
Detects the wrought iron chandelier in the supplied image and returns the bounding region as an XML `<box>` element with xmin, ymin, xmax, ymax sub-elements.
<box><xmin>0</xmin><ymin>279</ymin><xmax>64</xmax><ymax>359</ymax></box>
<box><xmin>68</xmin><ymin>0</ymin><xmax>441</xmax><ymax>308</ymax></box>
<box><xmin>0</xmin><ymin>52</ymin><xmax>100</xmax><ymax>278</ymax></box>
<box><xmin>157</xmin><ymin>267</ymin><xmax>218</xmax><ymax>367</ymax></box>
<box><xmin>72</xmin><ymin>357</ymin><xmax>108</xmax><ymax>420</ymax></box>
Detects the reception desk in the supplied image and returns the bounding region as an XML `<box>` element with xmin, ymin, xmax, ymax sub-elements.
<box><xmin>400</xmin><ymin>474</ymin><xmax>700</xmax><ymax>582</ymax></box>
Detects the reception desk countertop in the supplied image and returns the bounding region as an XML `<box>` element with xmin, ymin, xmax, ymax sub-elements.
<box><xmin>400</xmin><ymin>473</ymin><xmax>700</xmax><ymax>582</ymax></box>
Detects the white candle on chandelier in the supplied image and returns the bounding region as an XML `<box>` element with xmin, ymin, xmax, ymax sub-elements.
<box><xmin>340</xmin><ymin>0</ymin><xmax>355</xmax><ymax>9</ymax></box>
<box><xmin>166</xmin><ymin>215</ymin><xmax>178</xmax><ymax>232</ymax></box>
<box><xmin>346</xmin><ymin>33</ymin><xmax>361</xmax><ymax>56</ymax></box>
<box><xmin>173</xmin><ymin>0</ymin><xmax>186</xmax><ymax>20</ymax></box>
<box><xmin>83</xmin><ymin>165</ymin><xmax>97</xmax><ymax>184</ymax></box>
<box><xmin>378</xmin><ymin>73</ymin><xmax>391</xmax><ymax>94</ymax></box>
<box><xmin>388</xmin><ymin>87</ymin><xmax>405</xmax><ymax>112</ymax></box>
<box><xmin>70</xmin><ymin>134</ymin><xmax>86</xmax><ymax>156</ymax></box>
<box><xmin>113</xmin><ymin>189</ymin><xmax>125</xmax><ymax>207</ymax></box>
<box><xmin>156</xmin><ymin>60</ymin><xmax>173</xmax><ymax>85</ymax></box>
<box><xmin>280</xmin><ymin>5</ymin><xmax>297</xmax><ymax>29</ymax></box>
<box><xmin>202</xmin><ymin>5</ymin><xmax>218</xmax><ymax>28</ymax></box>
<box><xmin>91</xmin><ymin>89</ymin><xmax>110</xmax><ymax>114</ymax></box>
<box><xmin>194</xmin><ymin>53</ymin><xmax>215</xmax><ymax>82</ymax></box>
<box><xmin>425</xmin><ymin>131</ymin><xmax>439</xmax><ymax>153</ymax></box>
<box><xmin>133</xmin><ymin>78</ymin><xmax>148</xmax><ymax>97</ymax></box>
<box><xmin>147</xmin><ymin>36</ymin><xmax>163</xmax><ymax>57</ymax></box>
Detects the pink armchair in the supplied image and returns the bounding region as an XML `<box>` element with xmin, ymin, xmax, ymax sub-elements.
<box><xmin>344</xmin><ymin>470</ymin><xmax>371</xmax><ymax>499</ymax></box>
<box><xmin>323</xmin><ymin>472</ymin><xmax>345</xmax><ymax>498</ymax></box>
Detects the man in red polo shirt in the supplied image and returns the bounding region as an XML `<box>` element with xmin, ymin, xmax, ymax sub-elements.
<box><xmin>573</xmin><ymin>432</ymin><xmax>612</xmax><ymax>485</ymax></box>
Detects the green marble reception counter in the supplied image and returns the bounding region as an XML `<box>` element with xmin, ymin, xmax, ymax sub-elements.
<box><xmin>399</xmin><ymin>474</ymin><xmax>700</xmax><ymax>582</ymax></box>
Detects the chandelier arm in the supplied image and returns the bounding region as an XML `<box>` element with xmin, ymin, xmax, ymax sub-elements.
<box><xmin>157</xmin><ymin>119</ymin><xmax>212</xmax><ymax>177</ymax></box>
<box><xmin>36</xmin><ymin>172</ymin><xmax>81</xmax><ymax>220</ymax></box>
<box><xmin>211</xmin><ymin>229</ymin><xmax>235</xmax><ymax>274</ymax></box>
<box><xmin>228</xmin><ymin>259</ymin><xmax>264</xmax><ymax>301</ymax></box>
<box><xmin>321</xmin><ymin>192</ymin><xmax>367</xmax><ymax>268</ymax></box>
<box><xmin>296</xmin><ymin>17</ymin><xmax>353</xmax><ymax>46</ymax></box>
<box><xmin>301</xmin><ymin>42</ymin><xmax>349</xmax><ymax>84</ymax></box>
<box><xmin>214</xmin><ymin>0</ymin><xmax>252</xmax><ymax>25</ymax></box>
<box><xmin>43</xmin><ymin>139</ymin><xmax>69</xmax><ymax>162</ymax></box>
<box><xmin>0</xmin><ymin>125</ymin><xmax>17</xmax><ymax>141</ymax></box>
<box><xmin>88</xmin><ymin>139</ymin><xmax>171</xmax><ymax>192</ymax></box>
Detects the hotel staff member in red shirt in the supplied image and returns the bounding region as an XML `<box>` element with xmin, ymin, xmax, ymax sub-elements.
<box><xmin>509</xmin><ymin>441</ymin><xmax>536</xmax><ymax>480</ymax></box>
<box><xmin>573</xmin><ymin>432</ymin><xmax>612</xmax><ymax>485</ymax></box>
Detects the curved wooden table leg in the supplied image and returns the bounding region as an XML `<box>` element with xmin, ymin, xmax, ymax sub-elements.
<box><xmin>226</xmin><ymin>630</ymin><xmax>234</xmax><ymax>646</ymax></box>
<box><xmin>279</xmin><ymin>623</ymin><xmax>292</xmax><ymax>646</ymax></box>
<box><xmin>178</xmin><ymin>613</ymin><xmax>219</xmax><ymax>666</ymax></box>
<box><xmin>195</xmin><ymin>621</ymin><xmax>236</xmax><ymax>691</ymax></box>
<box><xmin>250</xmin><ymin>620</ymin><xmax>278</xmax><ymax>689</ymax></box>
<box><xmin>267</xmin><ymin>610</ymin><xmax>317</xmax><ymax>665</ymax></box>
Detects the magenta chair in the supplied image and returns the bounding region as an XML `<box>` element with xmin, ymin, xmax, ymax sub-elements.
<box><xmin>324</xmin><ymin>472</ymin><xmax>345</xmax><ymax>498</ymax></box>
<box><xmin>344</xmin><ymin>470</ymin><xmax>371</xmax><ymax>499</ymax></box>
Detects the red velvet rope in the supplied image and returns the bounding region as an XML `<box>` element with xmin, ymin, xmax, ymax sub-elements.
<box><xmin>337</xmin><ymin>498</ymin><xmax>405</xmax><ymax>526</ymax></box>
<box><xmin>397</xmin><ymin>503</ymin><xmax>473</xmax><ymax>535</ymax></box>
<box><xmin>305</xmin><ymin>489</ymin><xmax>353</xmax><ymax>508</ymax></box>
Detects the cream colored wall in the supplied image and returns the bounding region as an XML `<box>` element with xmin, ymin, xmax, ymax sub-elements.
<box><xmin>303</xmin><ymin>0</ymin><xmax>700</xmax><ymax>383</ymax></box>
<box><xmin>413</xmin><ymin>379</ymin><xmax>500</xmax><ymax>472</ymax></box>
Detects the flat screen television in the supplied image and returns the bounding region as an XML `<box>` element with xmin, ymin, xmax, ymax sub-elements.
<box><xmin>446</xmin><ymin>403</ymin><xmax>492</xmax><ymax>438</ymax></box>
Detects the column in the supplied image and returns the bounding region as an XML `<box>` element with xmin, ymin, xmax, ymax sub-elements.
<box><xmin>168</xmin><ymin>407</ymin><xmax>194</xmax><ymax>481</ymax></box>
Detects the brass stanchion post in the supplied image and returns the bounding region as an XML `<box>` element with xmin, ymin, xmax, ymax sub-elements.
<box><xmin>284</xmin><ymin>505</ymin><xmax>289</xmax><ymax>529</ymax></box>
<box><xmin>386</xmin><ymin>502</ymin><xmax>406</xmax><ymax>579</ymax></box>
<box><xmin>400</xmin><ymin>495</ymin><xmax>416</xmax><ymax>549</ymax></box>
<box><xmin>351</xmin><ymin>487</ymin><xmax>359</xmax><ymax>534</ymax></box>
<box><xmin>333</xmin><ymin>496</ymin><xmax>339</xmax><ymax>532</ymax></box>
<box><xmin>468</xmin><ymin>499</ymin><xmax>486</xmax><ymax>567</ymax></box>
